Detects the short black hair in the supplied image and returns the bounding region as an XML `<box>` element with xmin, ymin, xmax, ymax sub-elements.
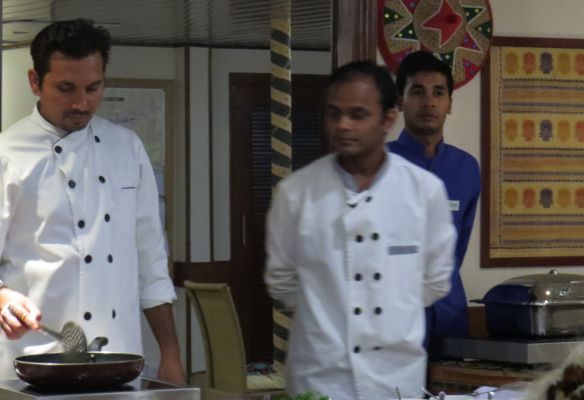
<box><xmin>328</xmin><ymin>60</ymin><xmax>398</xmax><ymax>112</ymax></box>
<box><xmin>395</xmin><ymin>51</ymin><xmax>454</xmax><ymax>97</ymax></box>
<box><xmin>30</xmin><ymin>18</ymin><xmax>111</xmax><ymax>85</ymax></box>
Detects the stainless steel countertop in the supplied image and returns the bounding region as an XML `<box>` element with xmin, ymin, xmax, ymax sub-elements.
<box><xmin>0</xmin><ymin>377</ymin><xmax>200</xmax><ymax>400</ymax></box>
<box><xmin>433</xmin><ymin>336</ymin><xmax>584</xmax><ymax>364</ymax></box>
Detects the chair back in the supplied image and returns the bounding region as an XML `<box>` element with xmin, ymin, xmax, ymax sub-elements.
<box><xmin>184</xmin><ymin>281</ymin><xmax>247</xmax><ymax>394</ymax></box>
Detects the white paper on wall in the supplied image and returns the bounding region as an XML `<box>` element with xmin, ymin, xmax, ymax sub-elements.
<box><xmin>98</xmin><ymin>87</ymin><xmax>167</xmax><ymax>228</ymax></box>
<box><xmin>98</xmin><ymin>87</ymin><xmax>166</xmax><ymax>171</ymax></box>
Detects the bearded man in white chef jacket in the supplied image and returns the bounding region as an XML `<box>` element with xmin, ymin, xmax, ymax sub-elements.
<box><xmin>0</xmin><ymin>19</ymin><xmax>185</xmax><ymax>385</ymax></box>
<box><xmin>265</xmin><ymin>61</ymin><xmax>456</xmax><ymax>400</ymax></box>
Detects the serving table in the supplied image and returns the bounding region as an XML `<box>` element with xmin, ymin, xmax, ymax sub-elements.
<box><xmin>428</xmin><ymin>359</ymin><xmax>544</xmax><ymax>394</ymax></box>
<box><xmin>426</xmin><ymin>307</ymin><xmax>583</xmax><ymax>393</ymax></box>
<box><xmin>427</xmin><ymin>335</ymin><xmax>583</xmax><ymax>393</ymax></box>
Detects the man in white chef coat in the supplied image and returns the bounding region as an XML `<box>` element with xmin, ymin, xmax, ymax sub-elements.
<box><xmin>0</xmin><ymin>19</ymin><xmax>185</xmax><ymax>384</ymax></box>
<box><xmin>264</xmin><ymin>61</ymin><xmax>456</xmax><ymax>400</ymax></box>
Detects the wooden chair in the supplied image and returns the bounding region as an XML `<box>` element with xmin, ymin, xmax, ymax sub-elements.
<box><xmin>184</xmin><ymin>281</ymin><xmax>286</xmax><ymax>400</ymax></box>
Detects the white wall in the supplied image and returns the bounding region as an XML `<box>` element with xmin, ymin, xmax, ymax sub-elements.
<box><xmin>2</xmin><ymin>47</ymin><xmax>35</xmax><ymax>130</ymax></box>
<box><xmin>382</xmin><ymin>0</ymin><xmax>584</xmax><ymax>303</ymax></box>
<box><xmin>490</xmin><ymin>1</ymin><xmax>584</xmax><ymax>40</ymax></box>
<box><xmin>188</xmin><ymin>48</ymin><xmax>212</xmax><ymax>262</ymax></box>
<box><xmin>2</xmin><ymin>46</ymin><xmax>183</xmax><ymax>127</ymax></box>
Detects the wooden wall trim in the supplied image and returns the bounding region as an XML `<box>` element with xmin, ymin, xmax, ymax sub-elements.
<box><xmin>332</xmin><ymin>0</ymin><xmax>377</xmax><ymax>68</ymax></box>
<box><xmin>173</xmin><ymin>261</ymin><xmax>232</xmax><ymax>287</ymax></box>
<box><xmin>184</xmin><ymin>47</ymin><xmax>192</xmax><ymax>262</ymax></box>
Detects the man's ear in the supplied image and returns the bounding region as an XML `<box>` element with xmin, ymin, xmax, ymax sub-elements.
<box><xmin>396</xmin><ymin>96</ymin><xmax>403</xmax><ymax>112</ymax></box>
<box><xmin>28</xmin><ymin>69</ymin><xmax>41</xmax><ymax>96</ymax></box>
<box><xmin>382</xmin><ymin>107</ymin><xmax>398</xmax><ymax>132</ymax></box>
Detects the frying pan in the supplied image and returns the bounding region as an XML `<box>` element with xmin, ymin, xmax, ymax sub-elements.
<box><xmin>13</xmin><ymin>351</ymin><xmax>145</xmax><ymax>389</ymax></box>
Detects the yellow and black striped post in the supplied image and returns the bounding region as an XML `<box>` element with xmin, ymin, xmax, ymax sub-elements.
<box><xmin>270</xmin><ymin>0</ymin><xmax>294</xmax><ymax>374</ymax></box>
<box><xmin>271</xmin><ymin>1</ymin><xmax>292</xmax><ymax>190</ymax></box>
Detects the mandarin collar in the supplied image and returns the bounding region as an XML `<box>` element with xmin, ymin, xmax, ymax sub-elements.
<box><xmin>32</xmin><ymin>104</ymin><xmax>91</xmax><ymax>138</ymax></box>
<box><xmin>333</xmin><ymin>151</ymin><xmax>390</xmax><ymax>194</ymax></box>
<box><xmin>397</xmin><ymin>130</ymin><xmax>445</xmax><ymax>158</ymax></box>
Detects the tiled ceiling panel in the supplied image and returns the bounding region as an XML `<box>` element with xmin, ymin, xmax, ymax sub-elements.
<box><xmin>2</xmin><ymin>0</ymin><xmax>331</xmax><ymax>49</ymax></box>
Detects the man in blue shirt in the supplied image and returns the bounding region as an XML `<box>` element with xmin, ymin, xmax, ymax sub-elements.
<box><xmin>388</xmin><ymin>51</ymin><xmax>481</xmax><ymax>347</ymax></box>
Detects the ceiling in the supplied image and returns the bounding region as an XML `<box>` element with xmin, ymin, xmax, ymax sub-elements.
<box><xmin>2</xmin><ymin>0</ymin><xmax>331</xmax><ymax>50</ymax></box>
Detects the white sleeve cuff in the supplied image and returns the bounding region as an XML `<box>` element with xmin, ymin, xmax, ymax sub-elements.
<box><xmin>141</xmin><ymin>299</ymin><xmax>173</xmax><ymax>310</ymax></box>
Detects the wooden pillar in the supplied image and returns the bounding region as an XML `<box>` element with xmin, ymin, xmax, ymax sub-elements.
<box><xmin>332</xmin><ymin>0</ymin><xmax>377</xmax><ymax>68</ymax></box>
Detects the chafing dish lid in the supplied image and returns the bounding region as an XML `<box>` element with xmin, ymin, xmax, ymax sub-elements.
<box><xmin>478</xmin><ymin>269</ymin><xmax>584</xmax><ymax>306</ymax></box>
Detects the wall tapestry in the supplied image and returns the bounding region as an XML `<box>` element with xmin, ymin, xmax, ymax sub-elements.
<box><xmin>482</xmin><ymin>37</ymin><xmax>584</xmax><ymax>267</ymax></box>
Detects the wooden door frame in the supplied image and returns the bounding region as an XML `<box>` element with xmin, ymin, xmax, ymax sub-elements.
<box><xmin>229</xmin><ymin>73</ymin><xmax>329</xmax><ymax>361</ymax></box>
<box><xmin>332</xmin><ymin>0</ymin><xmax>377</xmax><ymax>68</ymax></box>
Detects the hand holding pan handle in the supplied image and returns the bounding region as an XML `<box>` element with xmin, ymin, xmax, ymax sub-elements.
<box><xmin>0</xmin><ymin>289</ymin><xmax>40</xmax><ymax>339</ymax></box>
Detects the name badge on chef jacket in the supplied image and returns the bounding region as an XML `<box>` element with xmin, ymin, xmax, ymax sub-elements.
<box><xmin>449</xmin><ymin>200</ymin><xmax>460</xmax><ymax>212</ymax></box>
<box><xmin>388</xmin><ymin>245</ymin><xmax>419</xmax><ymax>255</ymax></box>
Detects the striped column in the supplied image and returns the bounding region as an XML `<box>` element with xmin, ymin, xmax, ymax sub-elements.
<box><xmin>270</xmin><ymin>1</ymin><xmax>294</xmax><ymax>374</ymax></box>
<box><xmin>270</xmin><ymin>2</ymin><xmax>292</xmax><ymax>190</ymax></box>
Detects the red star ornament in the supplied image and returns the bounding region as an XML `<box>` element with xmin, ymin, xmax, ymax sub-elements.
<box><xmin>422</xmin><ymin>0</ymin><xmax>463</xmax><ymax>47</ymax></box>
<box><xmin>377</xmin><ymin>0</ymin><xmax>494</xmax><ymax>89</ymax></box>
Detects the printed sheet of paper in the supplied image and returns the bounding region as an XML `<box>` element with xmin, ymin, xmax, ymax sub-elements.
<box><xmin>98</xmin><ymin>87</ymin><xmax>165</xmax><ymax>170</ymax></box>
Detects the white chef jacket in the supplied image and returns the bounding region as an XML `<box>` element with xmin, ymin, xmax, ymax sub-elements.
<box><xmin>265</xmin><ymin>153</ymin><xmax>456</xmax><ymax>400</ymax></box>
<box><xmin>0</xmin><ymin>107</ymin><xmax>177</xmax><ymax>378</ymax></box>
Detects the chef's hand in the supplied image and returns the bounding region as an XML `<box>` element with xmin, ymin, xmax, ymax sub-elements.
<box><xmin>0</xmin><ymin>288</ymin><xmax>41</xmax><ymax>339</ymax></box>
<box><xmin>158</xmin><ymin>352</ymin><xmax>187</xmax><ymax>386</ymax></box>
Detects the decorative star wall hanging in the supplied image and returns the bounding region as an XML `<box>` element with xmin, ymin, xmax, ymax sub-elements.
<box><xmin>377</xmin><ymin>0</ymin><xmax>493</xmax><ymax>89</ymax></box>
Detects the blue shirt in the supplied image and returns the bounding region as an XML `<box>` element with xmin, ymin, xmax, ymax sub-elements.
<box><xmin>388</xmin><ymin>131</ymin><xmax>480</xmax><ymax>342</ymax></box>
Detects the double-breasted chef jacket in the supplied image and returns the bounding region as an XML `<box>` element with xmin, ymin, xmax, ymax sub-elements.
<box><xmin>0</xmin><ymin>107</ymin><xmax>176</xmax><ymax>378</ymax></box>
<box><xmin>265</xmin><ymin>153</ymin><xmax>456</xmax><ymax>400</ymax></box>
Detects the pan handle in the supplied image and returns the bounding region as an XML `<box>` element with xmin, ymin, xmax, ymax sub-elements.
<box><xmin>87</xmin><ymin>337</ymin><xmax>109</xmax><ymax>351</ymax></box>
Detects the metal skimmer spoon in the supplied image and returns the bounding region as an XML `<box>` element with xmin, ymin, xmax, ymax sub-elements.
<box><xmin>422</xmin><ymin>387</ymin><xmax>446</xmax><ymax>400</ymax></box>
<box><xmin>9</xmin><ymin>304</ymin><xmax>88</xmax><ymax>353</ymax></box>
<box><xmin>40</xmin><ymin>321</ymin><xmax>88</xmax><ymax>353</ymax></box>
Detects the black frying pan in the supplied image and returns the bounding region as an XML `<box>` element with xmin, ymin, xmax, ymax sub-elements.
<box><xmin>13</xmin><ymin>352</ymin><xmax>145</xmax><ymax>389</ymax></box>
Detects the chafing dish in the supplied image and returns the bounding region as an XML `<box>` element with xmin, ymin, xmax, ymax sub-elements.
<box><xmin>473</xmin><ymin>270</ymin><xmax>584</xmax><ymax>337</ymax></box>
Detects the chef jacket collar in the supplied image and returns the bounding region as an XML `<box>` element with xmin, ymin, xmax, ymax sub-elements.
<box><xmin>32</xmin><ymin>103</ymin><xmax>91</xmax><ymax>138</ymax></box>
<box><xmin>333</xmin><ymin>151</ymin><xmax>390</xmax><ymax>195</ymax></box>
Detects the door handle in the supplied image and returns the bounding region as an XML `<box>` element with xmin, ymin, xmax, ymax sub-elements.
<box><xmin>242</xmin><ymin>214</ymin><xmax>246</xmax><ymax>246</ymax></box>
